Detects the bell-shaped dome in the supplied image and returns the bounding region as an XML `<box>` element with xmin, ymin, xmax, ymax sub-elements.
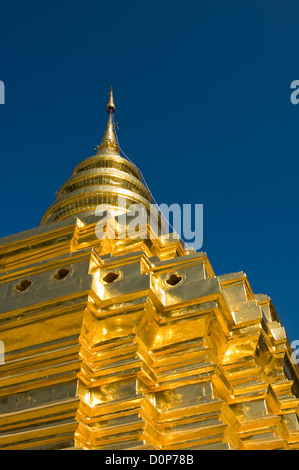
<box><xmin>41</xmin><ymin>88</ymin><xmax>152</xmax><ymax>225</ymax></box>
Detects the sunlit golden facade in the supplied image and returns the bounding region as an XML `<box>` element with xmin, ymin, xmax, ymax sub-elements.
<box><xmin>1</xmin><ymin>89</ymin><xmax>299</xmax><ymax>450</ymax></box>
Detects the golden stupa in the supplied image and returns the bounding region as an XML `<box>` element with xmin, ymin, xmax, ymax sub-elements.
<box><xmin>0</xmin><ymin>89</ymin><xmax>299</xmax><ymax>450</ymax></box>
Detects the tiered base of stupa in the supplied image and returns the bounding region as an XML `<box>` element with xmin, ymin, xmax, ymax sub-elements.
<box><xmin>0</xmin><ymin>216</ymin><xmax>298</xmax><ymax>450</ymax></box>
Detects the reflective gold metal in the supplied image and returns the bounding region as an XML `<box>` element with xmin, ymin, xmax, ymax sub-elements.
<box><xmin>98</xmin><ymin>86</ymin><xmax>118</xmax><ymax>153</ymax></box>
<box><xmin>41</xmin><ymin>88</ymin><xmax>151</xmax><ymax>226</ymax></box>
<box><xmin>0</xmin><ymin>90</ymin><xmax>299</xmax><ymax>450</ymax></box>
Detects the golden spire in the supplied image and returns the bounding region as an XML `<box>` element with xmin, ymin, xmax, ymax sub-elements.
<box><xmin>106</xmin><ymin>85</ymin><xmax>116</xmax><ymax>113</ymax></box>
<box><xmin>96</xmin><ymin>86</ymin><xmax>119</xmax><ymax>154</ymax></box>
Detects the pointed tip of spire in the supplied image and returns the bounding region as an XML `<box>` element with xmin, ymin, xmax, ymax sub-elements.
<box><xmin>96</xmin><ymin>86</ymin><xmax>119</xmax><ymax>154</ymax></box>
<box><xmin>106</xmin><ymin>85</ymin><xmax>116</xmax><ymax>114</ymax></box>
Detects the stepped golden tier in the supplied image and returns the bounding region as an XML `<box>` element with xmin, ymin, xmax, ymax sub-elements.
<box><xmin>0</xmin><ymin>89</ymin><xmax>299</xmax><ymax>450</ymax></box>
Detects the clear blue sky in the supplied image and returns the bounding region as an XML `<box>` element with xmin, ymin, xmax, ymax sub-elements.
<box><xmin>1</xmin><ymin>0</ymin><xmax>299</xmax><ymax>341</ymax></box>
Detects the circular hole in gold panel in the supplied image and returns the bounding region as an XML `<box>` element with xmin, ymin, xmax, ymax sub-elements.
<box><xmin>14</xmin><ymin>279</ymin><xmax>33</xmax><ymax>293</ymax></box>
<box><xmin>52</xmin><ymin>268</ymin><xmax>72</xmax><ymax>281</ymax></box>
<box><xmin>165</xmin><ymin>273</ymin><xmax>183</xmax><ymax>287</ymax></box>
<box><xmin>102</xmin><ymin>271</ymin><xmax>121</xmax><ymax>284</ymax></box>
